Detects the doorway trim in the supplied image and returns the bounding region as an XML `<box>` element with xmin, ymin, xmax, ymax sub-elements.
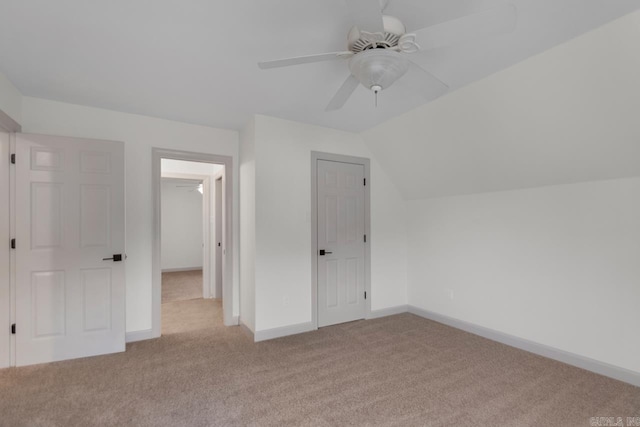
<box><xmin>0</xmin><ymin>111</ymin><xmax>19</xmax><ymax>367</ymax></box>
<box><xmin>0</xmin><ymin>130</ymin><xmax>11</xmax><ymax>368</ymax></box>
<box><xmin>310</xmin><ymin>151</ymin><xmax>371</xmax><ymax>329</ymax></box>
<box><xmin>152</xmin><ymin>148</ymin><xmax>235</xmax><ymax>338</ymax></box>
<box><xmin>0</xmin><ymin>108</ymin><xmax>21</xmax><ymax>133</ymax></box>
<box><xmin>213</xmin><ymin>172</ymin><xmax>224</xmax><ymax>300</ymax></box>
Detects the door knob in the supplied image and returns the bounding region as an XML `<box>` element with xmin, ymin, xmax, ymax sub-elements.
<box><xmin>319</xmin><ymin>250</ymin><xmax>332</xmax><ymax>256</ymax></box>
<box><xmin>102</xmin><ymin>254</ymin><xmax>123</xmax><ymax>262</ymax></box>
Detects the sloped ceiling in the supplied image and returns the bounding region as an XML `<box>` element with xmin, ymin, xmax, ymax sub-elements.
<box><xmin>362</xmin><ymin>10</ymin><xmax>640</xmax><ymax>199</ymax></box>
<box><xmin>0</xmin><ymin>0</ymin><xmax>639</xmax><ymax>132</ymax></box>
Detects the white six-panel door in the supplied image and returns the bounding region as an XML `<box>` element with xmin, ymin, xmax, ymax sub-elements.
<box><xmin>317</xmin><ymin>160</ymin><xmax>366</xmax><ymax>327</ymax></box>
<box><xmin>15</xmin><ymin>134</ymin><xmax>125</xmax><ymax>366</ymax></box>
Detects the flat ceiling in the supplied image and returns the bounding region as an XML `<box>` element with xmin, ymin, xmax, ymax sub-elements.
<box><xmin>1</xmin><ymin>0</ymin><xmax>639</xmax><ymax>132</ymax></box>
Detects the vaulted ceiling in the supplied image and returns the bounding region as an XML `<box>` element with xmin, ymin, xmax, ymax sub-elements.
<box><xmin>362</xmin><ymin>10</ymin><xmax>640</xmax><ymax>199</ymax></box>
<box><xmin>1</xmin><ymin>0</ymin><xmax>639</xmax><ymax>132</ymax></box>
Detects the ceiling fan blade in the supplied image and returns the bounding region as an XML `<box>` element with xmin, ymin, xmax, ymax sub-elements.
<box><xmin>345</xmin><ymin>0</ymin><xmax>385</xmax><ymax>33</ymax></box>
<box><xmin>405</xmin><ymin>62</ymin><xmax>449</xmax><ymax>100</ymax></box>
<box><xmin>413</xmin><ymin>4</ymin><xmax>517</xmax><ymax>51</ymax></box>
<box><xmin>326</xmin><ymin>75</ymin><xmax>360</xmax><ymax>111</ymax></box>
<box><xmin>258</xmin><ymin>52</ymin><xmax>354</xmax><ymax>69</ymax></box>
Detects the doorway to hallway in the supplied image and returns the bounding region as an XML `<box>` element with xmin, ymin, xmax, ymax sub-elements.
<box><xmin>153</xmin><ymin>150</ymin><xmax>234</xmax><ymax>338</ymax></box>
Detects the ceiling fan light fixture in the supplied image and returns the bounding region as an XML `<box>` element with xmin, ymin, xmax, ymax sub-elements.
<box><xmin>348</xmin><ymin>49</ymin><xmax>409</xmax><ymax>92</ymax></box>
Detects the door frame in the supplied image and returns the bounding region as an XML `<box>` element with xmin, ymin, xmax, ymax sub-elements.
<box><xmin>0</xmin><ymin>111</ymin><xmax>20</xmax><ymax>367</ymax></box>
<box><xmin>310</xmin><ymin>151</ymin><xmax>371</xmax><ymax>329</ymax></box>
<box><xmin>213</xmin><ymin>172</ymin><xmax>224</xmax><ymax>299</ymax></box>
<box><xmin>160</xmin><ymin>173</ymin><xmax>212</xmax><ymax>298</ymax></box>
<box><xmin>152</xmin><ymin>148</ymin><xmax>235</xmax><ymax>338</ymax></box>
<box><xmin>0</xmin><ymin>132</ymin><xmax>11</xmax><ymax>368</ymax></box>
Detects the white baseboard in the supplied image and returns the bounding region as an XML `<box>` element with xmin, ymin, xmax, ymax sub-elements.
<box><xmin>239</xmin><ymin>321</ymin><xmax>255</xmax><ymax>340</ymax></box>
<box><xmin>369</xmin><ymin>305</ymin><xmax>409</xmax><ymax>319</ymax></box>
<box><xmin>254</xmin><ymin>321</ymin><xmax>316</xmax><ymax>343</ymax></box>
<box><xmin>224</xmin><ymin>315</ymin><xmax>239</xmax><ymax>327</ymax></box>
<box><xmin>125</xmin><ymin>329</ymin><xmax>154</xmax><ymax>343</ymax></box>
<box><xmin>161</xmin><ymin>267</ymin><xmax>203</xmax><ymax>273</ymax></box>
<box><xmin>252</xmin><ymin>307</ymin><xmax>408</xmax><ymax>343</ymax></box>
<box><xmin>408</xmin><ymin>306</ymin><xmax>640</xmax><ymax>388</ymax></box>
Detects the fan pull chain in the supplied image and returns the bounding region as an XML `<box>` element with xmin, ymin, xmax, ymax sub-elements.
<box><xmin>371</xmin><ymin>84</ymin><xmax>382</xmax><ymax>108</ymax></box>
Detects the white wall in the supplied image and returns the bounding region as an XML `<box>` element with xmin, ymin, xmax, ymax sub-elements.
<box><xmin>407</xmin><ymin>177</ymin><xmax>640</xmax><ymax>374</ymax></box>
<box><xmin>253</xmin><ymin>115</ymin><xmax>407</xmax><ymax>332</ymax></box>
<box><xmin>20</xmin><ymin>97</ymin><xmax>239</xmax><ymax>333</ymax></box>
<box><xmin>0</xmin><ymin>72</ymin><xmax>22</xmax><ymax>125</ymax></box>
<box><xmin>161</xmin><ymin>180</ymin><xmax>203</xmax><ymax>271</ymax></box>
<box><xmin>239</xmin><ymin>118</ymin><xmax>256</xmax><ymax>332</ymax></box>
<box><xmin>162</xmin><ymin>158</ymin><xmax>223</xmax><ymax>177</ymax></box>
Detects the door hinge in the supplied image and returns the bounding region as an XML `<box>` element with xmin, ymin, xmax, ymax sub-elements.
<box><xmin>364</xmin><ymin>234</ymin><xmax>366</xmax><ymax>243</ymax></box>
<box><xmin>364</xmin><ymin>291</ymin><xmax>367</xmax><ymax>300</ymax></box>
<box><xmin>363</xmin><ymin>178</ymin><xmax>366</xmax><ymax>186</ymax></box>
<box><xmin>10</xmin><ymin>238</ymin><xmax>15</xmax><ymax>249</ymax></box>
<box><xmin>10</xmin><ymin>153</ymin><xmax>15</xmax><ymax>164</ymax></box>
<box><xmin>11</xmin><ymin>324</ymin><xmax>15</xmax><ymax>334</ymax></box>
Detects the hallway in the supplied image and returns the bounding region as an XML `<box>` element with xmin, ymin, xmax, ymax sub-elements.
<box><xmin>162</xmin><ymin>270</ymin><xmax>223</xmax><ymax>335</ymax></box>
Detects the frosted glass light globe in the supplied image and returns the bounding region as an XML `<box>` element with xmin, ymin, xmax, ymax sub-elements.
<box><xmin>348</xmin><ymin>50</ymin><xmax>410</xmax><ymax>91</ymax></box>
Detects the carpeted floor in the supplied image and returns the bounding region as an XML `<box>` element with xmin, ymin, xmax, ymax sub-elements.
<box><xmin>161</xmin><ymin>268</ymin><xmax>220</xmax><ymax>335</ymax></box>
<box><xmin>162</xmin><ymin>298</ymin><xmax>223</xmax><ymax>335</ymax></box>
<box><xmin>161</xmin><ymin>270</ymin><xmax>203</xmax><ymax>303</ymax></box>
<box><xmin>0</xmin><ymin>313</ymin><xmax>638</xmax><ymax>426</ymax></box>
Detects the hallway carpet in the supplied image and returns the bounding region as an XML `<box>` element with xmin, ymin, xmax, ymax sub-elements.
<box><xmin>161</xmin><ymin>270</ymin><xmax>203</xmax><ymax>303</ymax></box>
<box><xmin>162</xmin><ymin>298</ymin><xmax>223</xmax><ymax>335</ymax></box>
<box><xmin>0</xmin><ymin>313</ymin><xmax>638</xmax><ymax>426</ymax></box>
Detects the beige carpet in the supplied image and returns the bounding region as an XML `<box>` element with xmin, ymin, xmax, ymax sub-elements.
<box><xmin>162</xmin><ymin>270</ymin><xmax>203</xmax><ymax>303</ymax></box>
<box><xmin>162</xmin><ymin>298</ymin><xmax>223</xmax><ymax>335</ymax></box>
<box><xmin>1</xmin><ymin>313</ymin><xmax>638</xmax><ymax>426</ymax></box>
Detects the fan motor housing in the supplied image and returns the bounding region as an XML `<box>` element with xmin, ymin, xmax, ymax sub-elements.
<box><xmin>347</xmin><ymin>15</ymin><xmax>406</xmax><ymax>52</ymax></box>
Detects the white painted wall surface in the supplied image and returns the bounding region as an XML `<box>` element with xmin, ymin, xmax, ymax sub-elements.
<box><xmin>20</xmin><ymin>97</ymin><xmax>239</xmax><ymax>333</ymax></box>
<box><xmin>0</xmin><ymin>71</ymin><xmax>22</xmax><ymax>125</ymax></box>
<box><xmin>161</xmin><ymin>180</ymin><xmax>204</xmax><ymax>271</ymax></box>
<box><xmin>253</xmin><ymin>115</ymin><xmax>407</xmax><ymax>332</ymax></box>
<box><xmin>162</xmin><ymin>158</ymin><xmax>223</xmax><ymax>177</ymax></box>
<box><xmin>239</xmin><ymin>118</ymin><xmax>256</xmax><ymax>332</ymax></box>
<box><xmin>407</xmin><ymin>177</ymin><xmax>640</xmax><ymax>374</ymax></box>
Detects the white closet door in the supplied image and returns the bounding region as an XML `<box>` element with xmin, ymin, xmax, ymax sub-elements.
<box><xmin>15</xmin><ymin>133</ymin><xmax>125</xmax><ymax>366</ymax></box>
<box><xmin>317</xmin><ymin>160</ymin><xmax>366</xmax><ymax>327</ymax></box>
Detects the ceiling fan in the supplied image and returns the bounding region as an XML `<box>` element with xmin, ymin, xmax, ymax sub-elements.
<box><xmin>258</xmin><ymin>0</ymin><xmax>517</xmax><ymax>111</ymax></box>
